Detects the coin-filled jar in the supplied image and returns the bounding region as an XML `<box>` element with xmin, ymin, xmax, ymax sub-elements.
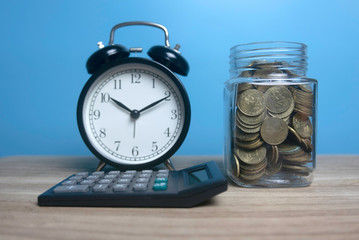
<box><xmin>224</xmin><ymin>42</ymin><xmax>317</xmax><ymax>187</ymax></box>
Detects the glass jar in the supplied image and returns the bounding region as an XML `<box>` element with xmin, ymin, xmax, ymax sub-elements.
<box><xmin>224</xmin><ymin>42</ymin><xmax>317</xmax><ymax>187</ymax></box>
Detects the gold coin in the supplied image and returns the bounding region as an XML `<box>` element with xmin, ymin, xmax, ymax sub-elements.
<box><xmin>235</xmin><ymin>128</ymin><xmax>260</xmax><ymax>142</ymax></box>
<box><xmin>298</xmin><ymin>84</ymin><xmax>313</xmax><ymax>93</ymax></box>
<box><xmin>282</xmin><ymin>151</ymin><xmax>312</xmax><ymax>162</ymax></box>
<box><xmin>265</xmin><ymin>86</ymin><xmax>293</xmax><ymax>114</ymax></box>
<box><xmin>237</xmin><ymin>89</ymin><xmax>266</xmax><ymax>116</ymax></box>
<box><xmin>237</xmin><ymin>82</ymin><xmax>253</xmax><ymax>92</ymax></box>
<box><xmin>278</xmin><ymin>143</ymin><xmax>301</xmax><ymax>155</ymax></box>
<box><xmin>253</xmin><ymin>68</ymin><xmax>284</xmax><ymax>78</ymax></box>
<box><xmin>237</xmin><ymin>122</ymin><xmax>261</xmax><ymax>134</ymax></box>
<box><xmin>282</xmin><ymin>164</ymin><xmax>313</xmax><ymax>173</ymax></box>
<box><xmin>301</xmin><ymin>138</ymin><xmax>313</xmax><ymax>152</ymax></box>
<box><xmin>235</xmin><ymin>146</ymin><xmax>267</xmax><ymax>165</ymax></box>
<box><xmin>237</xmin><ymin>108</ymin><xmax>266</xmax><ymax>125</ymax></box>
<box><xmin>233</xmin><ymin>154</ymin><xmax>241</xmax><ymax>178</ymax></box>
<box><xmin>255</xmin><ymin>85</ymin><xmax>271</xmax><ymax>92</ymax></box>
<box><xmin>266</xmin><ymin>160</ymin><xmax>282</xmax><ymax>176</ymax></box>
<box><xmin>292</xmin><ymin>113</ymin><xmax>313</xmax><ymax>138</ymax></box>
<box><xmin>282</xmin><ymin>69</ymin><xmax>300</xmax><ymax>78</ymax></box>
<box><xmin>268</xmin><ymin>99</ymin><xmax>294</xmax><ymax>119</ymax></box>
<box><xmin>267</xmin><ymin>145</ymin><xmax>279</xmax><ymax>166</ymax></box>
<box><xmin>260</xmin><ymin>117</ymin><xmax>288</xmax><ymax>145</ymax></box>
<box><xmin>240</xmin><ymin>158</ymin><xmax>267</xmax><ymax>171</ymax></box>
<box><xmin>236</xmin><ymin>137</ymin><xmax>263</xmax><ymax>150</ymax></box>
<box><xmin>240</xmin><ymin>167</ymin><xmax>266</xmax><ymax>181</ymax></box>
<box><xmin>288</xmin><ymin>126</ymin><xmax>302</xmax><ymax>144</ymax></box>
<box><xmin>282</xmin><ymin>159</ymin><xmax>312</xmax><ymax>166</ymax></box>
<box><xmin>239</xmin><ymin>71</ymin><xmax>254</xmax><ymax>78</ymax></box>
<box><xmin>255</xmin><ymin>62</ymin><xmax>284</xmax><ymax>69</ymax></box>
<box><xmin>294</xmin><ymin>104</ymin><xmax>313</xmax><ymax>116</ymax></box>
<box><xmin>236</xmin><ymin>115</ymin><xmax>262</xmax><ymax>129</ymax></box>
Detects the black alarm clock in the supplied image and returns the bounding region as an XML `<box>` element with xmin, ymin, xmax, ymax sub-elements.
<box><xmin>77</xmin><ymin>21</ymin><xmax>191</xmax><ymax>171</ymax></box>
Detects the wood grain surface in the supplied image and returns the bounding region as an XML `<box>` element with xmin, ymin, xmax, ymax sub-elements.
<box><xmin>0</xmin><ymin>155</ymin><xmax>358</xmax><ymax>240</ymax></box>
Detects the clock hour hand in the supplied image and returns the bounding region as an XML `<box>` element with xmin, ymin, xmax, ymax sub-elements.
<box><xmin>110</xmin><ymin>97</ymin><xmax>132</xmax><ymax>113</ymax></box>
<box><xmin>138</xmin><ymin>95</ymin><xmax>170</xmax><ymax>113</ymax></box>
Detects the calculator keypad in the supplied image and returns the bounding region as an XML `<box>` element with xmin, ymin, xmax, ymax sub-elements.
<box><xmin>53</xmin><ymin>169</ymin><xmax>169</xmax><ymax>193</ymax></box>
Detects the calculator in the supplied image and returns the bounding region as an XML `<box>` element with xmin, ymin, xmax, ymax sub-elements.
<box><xmin>38</xmin><ymin>161</ymin><xmax>228</xmax><ymax>207</ymax></box>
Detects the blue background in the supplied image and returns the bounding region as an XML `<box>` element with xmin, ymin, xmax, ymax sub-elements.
<box><xmin>1</xmin><ymin>0</ymin><xmax>358</xmax><ymax>157</ymax></box>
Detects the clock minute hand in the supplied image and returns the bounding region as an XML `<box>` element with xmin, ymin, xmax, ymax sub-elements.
<box><xmin>138</xmin><ymin>95</ymin><xmax>170</xmax><ymax>113</ymax></box>
<box><xmin>110</xmin><ymin>97</ymin><xmax>132</xmax><ymax>113</ymax></box>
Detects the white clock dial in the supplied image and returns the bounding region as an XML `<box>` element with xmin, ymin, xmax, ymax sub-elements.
<box><xmin>80</xmin><ymin>62</ymin><xmax>187</xmax><ymax>166</ymax></box>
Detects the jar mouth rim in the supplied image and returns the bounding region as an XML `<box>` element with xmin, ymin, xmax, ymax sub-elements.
<box><xmin>231</xmin><ymin>41</ymin><xmax>307</xmax><ymax>51</ymax></box>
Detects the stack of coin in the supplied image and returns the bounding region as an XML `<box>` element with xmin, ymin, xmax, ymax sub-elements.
<box><xmin>289</xmin><ymin>85</ymin><xmax>314</xmax><ymax>116</ymax></box>
<box><xmin>236</xmin><ymin>89</ymin><xmax>266</xmax><ymax>136</ymax></box>
<box><xmin>233</xmin><ymin>146</ymin><xmax>267</xmax><ymax>182</ymax></box>
<box><xmin>266</xmin><ymin>145</ymin><xmax>282</xmax><ymax>175</ymax></box>
<box><xmin>278</xmin><ymin>143</ymin><xmax>313</xmax><ymax>176</ymax></box>
<box><xmin>264</xmin><ymin>86</ymin><xmax>294</xmax><ymax>123</ymax></box>
<box><xmin>231</xmin><ymin>60</ymin><xmax>315</xmax><ymax>183</ymax></box>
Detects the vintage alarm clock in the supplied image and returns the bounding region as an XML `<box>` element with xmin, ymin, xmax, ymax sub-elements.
<box><xmin>77</xmin><ymin>21</ymin><xmax>190</xmax><ymax>171</ymax></box>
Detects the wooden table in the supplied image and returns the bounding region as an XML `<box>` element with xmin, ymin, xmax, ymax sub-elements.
<box><xmin>0</xmin><ymin>155</ymin><xmax>358</xmax><ymax>240</ymax></box>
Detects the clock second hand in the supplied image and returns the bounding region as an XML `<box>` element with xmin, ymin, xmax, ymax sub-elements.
<box><xmin>133</xmin><ymin>120</ymin><xmax>136</xmax><ymax>138</ymax></box>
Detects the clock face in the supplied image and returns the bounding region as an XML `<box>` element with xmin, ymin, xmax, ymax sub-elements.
<box><xmin>78</xmin><ymin>58</ymin><xmax>190</xmax><ymax>168</ymax></box>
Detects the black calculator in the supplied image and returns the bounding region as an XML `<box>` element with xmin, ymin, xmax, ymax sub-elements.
<box><xmin>38</xmin><ymin>161</ymin><xmax>228</xmax><ymax>207</ymax></box>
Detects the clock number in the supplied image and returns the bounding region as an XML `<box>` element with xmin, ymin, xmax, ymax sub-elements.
<box><xmin>99</xmin><ymin>128</ymin><xmax>106</xmax><ymax>138</ymax></box>
<box><xmin>164</xmin><ymin>128</ymin><xmax>170</xmax><ymax>137</ymax></box>
<box><xmin>131</xmin><ymin>73</ymin><xmax>141</xmax><ymax>83</ymax></box>
<box><xmin>152</xmin><ymin>142</ymin><xmax>158</xmax><ymax>152</ymax></box>
<box><xmin>132</xmin><ymin>146</ymin><xmax>139</xmax><ymax>156</ymax></box>
<box><xmin>171</xmin><ymin>109</ymin><xmax>177</xmax><ymax>120</ymax></box>
<box><xmin>114</xmin><ymin>79</ymin><xmax>121</xmax><ymax>89</ymax></box>
<box><xmin>164</xmin><ymin>91</ymin><xmax>171</xmax><ymax>101</ymax></box>
<box><xmin>101</xmin><ymin>93</ymin><xmax>110</xmax><ymax>103</ymax></box>
<box><xmin>114</xmin><ymin>141</ymin><xmax>121</xmax><ymax>151</ymax></box>
<box><xmin>93</xmin><ymin>110</ymin><xmax>101</xmax><ymax>120</ymax></box>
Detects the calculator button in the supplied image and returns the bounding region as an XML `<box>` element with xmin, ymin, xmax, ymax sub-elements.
<box><xmin>117</xmin><ymin>178</ymin><xmax>131</xmax><ymax>184</ymax></box>
<box><xmin>153</xmin><ymin>182</ymin><xmax>167</xmax><ymax>191</ymax></box>
<box><xmin>156</xmin><ymin>173</ymin><xmax>169</xmax><ymax>178</ymax></box>
<box><xmin>104</xmin><ymin>174</ymin><xmax>117</xmax><ymax>179</ymax></box>
<box><xmin>93</xmin><ymin>184</ymin><xmax>109</xmax><ymax>192</ymax></box>
<box><xmin>99</xmin><ymin>179</ymin><xmax>114</xmax><ymax>184</ymax></box>
<box><xmin>155</xmin><ymin>177</ymin><xmax>168</xmax><ymax>183</ymax></box>
<box><xmin>125</xmin><ymin>170</ymin><xmax>136</xmax><ymax>174</ymax></box>
<box><xmin>80</xmin><ymin>179</ymin><xmax>95</xmax><ymax>186</ymax></box>
<box><xmin>108</xmin><ymin>171</ymin><xmax>121</xmax><ymax>175</ymax></box>
<box><xmin>69</xmin><ymin>176</ymin><xmax>84</xmax><ymax>182</ymax></box>
<box><xmin>62</xmin><ymin>180</ymin><xmax>77</xmax><ymax>185</ymax></box>
<box><xmin>92</xmin><ymin>171</ymin><xmax>105</xmax><ymax>177</ymax></box>
<box><xmin>136</xmin><ymin>177</ymin><xmax>150</xmax><ymax>183</ymax></box>
<box><xmin>113</xmin><ymin>183</ymin><xmax>128</xmax><ymax>192</ymax></box>
<box><xmin>121</xmin><ymin>173</ymin><xmax>135</xmax><ymax>179</ymax></box>
<box><xmin>133</xmin><ymin>183</ymin><xmax>148</xmax><ymax>191</ymax></box>
<box><xmin>86</xmin><ymin>175</ymin><xmax>100</xmax><ymax>181</ymax></box>
<box><xmin>54</xmin><ymin>185</ymin><xmax>89</xmax><ymax>193</ymax></box>
<box><xmin>138</xmin><ymin>173</ymin><xmax>151</xmax><ymax>178</ymax></box>
<box><xmin>76</xmin><ymin>172</ymin><xmax>89</xmax><ymax>177</ymax></box>
<box><xmin>141</xmin><ymin>170</ymin><xmax>153</xmax><ymax>174</ymax></box>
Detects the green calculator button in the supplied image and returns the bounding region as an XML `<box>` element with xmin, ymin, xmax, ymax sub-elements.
<box><xmin>155</xmin><ymin>177</ymin><xmax>168</xmax><ymax>183</ymax></box>
<box><xmin>153</xmin><ymin>182</ymin><xmax>167</xmax><ymax>191</ymax></box>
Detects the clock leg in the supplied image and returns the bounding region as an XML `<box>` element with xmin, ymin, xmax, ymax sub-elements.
<box><xmin>96</xmin><ymin>161</ymin><xmax>107</xmax><ymax>171</ymax></box>
<box><xmin>164</xmin><ymin>159</ymin><xmax>175</xmax><ymax>171</ymax></box>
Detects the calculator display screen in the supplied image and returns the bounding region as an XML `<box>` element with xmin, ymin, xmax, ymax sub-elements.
<box><xmin>188</xmin><ymin>168</ymin><xmax>210</xmax><ymax>184</ymax></box>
